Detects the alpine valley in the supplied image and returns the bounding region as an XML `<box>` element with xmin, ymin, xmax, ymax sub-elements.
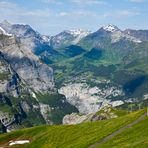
<box><xmin>0</xmin><ymin>20</ymin><xmax>148</xmax><ymax>134</ymax></box>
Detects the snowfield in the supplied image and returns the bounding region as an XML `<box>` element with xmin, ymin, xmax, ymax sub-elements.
<box><xmin>9</xmin><ymin>140</ymin><xmax>30</xmax><ymax>146</ymax></box>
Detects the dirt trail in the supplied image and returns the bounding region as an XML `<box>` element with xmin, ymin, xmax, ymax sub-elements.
<box><xmin>89</xmin><ymin>112</ymin><xmax>146</xmax><ymax>148</ymax></box>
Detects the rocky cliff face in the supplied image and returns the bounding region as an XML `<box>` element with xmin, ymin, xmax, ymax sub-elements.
<box><xmin>0</xmin><ymin>26</ymin><xmax>54</xmax><ymax>131</ymax></box>
<box><xmin>0</xmin><ymin>33</ymin><xmax>54</xmax><ymax>92</ymax></box>
<box><xmin>63</xmin><ymin>106</ymin><xmax>119</xmax><ymax>125</ymax></box>
<box><xmin>0</xmin><ymin>27</ymin><xmax>77</xmax><ymax>132</ymax></box>
<box><xmin>59</xmin><ymin>83</ymin><xmax>124</xmax><ymax>114</ymax></box>
<box><xmin>124</xmin><ymin>29</ymin><xmax>148</xmax><ymax>42</ymax></box>
<box><xmin>0</xmin><ymin>51</ymin><xmax>43</xmax><ymax>132</ymax></box>
<box><xmin>50</xmin><ymin>29</ymin><xmax>91</xmax><ymax>49</ymax></box>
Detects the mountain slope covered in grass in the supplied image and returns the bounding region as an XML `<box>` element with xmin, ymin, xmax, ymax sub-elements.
<box><xmin>0</xmin><ymin>109</ymin><xmax>147</xmax><ymax>148</ymax></box>
<box><xmin>98</xmin><ymin>117</ymin><xmax>148</xmax><ymax>148</ymax></box>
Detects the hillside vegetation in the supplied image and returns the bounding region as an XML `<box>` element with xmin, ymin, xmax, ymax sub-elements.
<box><xmin>0</xmin><ymin>109</ymin><xmax>147</xmax><ymax>148</ymax></box>
<box><xmin>99</xmin><ymin>117</ymin><xmax>148</xmax><ymax>148</ymax></box>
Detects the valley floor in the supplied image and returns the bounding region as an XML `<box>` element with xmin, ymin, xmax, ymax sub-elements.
<box><xmin>0</xmin><ymin>109</ymin><xmax>147</xmax><ymax>148</ymax></box>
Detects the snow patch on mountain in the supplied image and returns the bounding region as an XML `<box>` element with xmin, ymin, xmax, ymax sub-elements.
<box><xmin>72</xmin><ymin>29</ymin><xmax>91</xmax><ymax>44</ymax></box>
<box><xmin>103</xmin><ymin>24</ymin><xmax>119</xmax><ymax>32</ymax></box>
<box><xmin>51</xmin><ymin>29</ymin><xmax>91</xmax><ymax>48</ymax></box>
<box><xmin>67</xmin><ymin>29</ymin><xmax>90</xmax><ymax>36</ymax></box>
<box><xmin>41</xmin><ymin>35</ymin><xmax>51</xmax><ymax>43</ymax></box>
<box><xmin>9</xmin><ymin>140</ymin><xmax>30</xmax><ymax>146</ymax></box>
<box><xmin>101</xmin><ymin>24</ymin><xmax>142</xmax><ymax>43</ymax></box>
<box><xmin>111</xmin><ymin>30</ymin><xmax>142</xmax><ymax>43</ymax></box>
<box><xmin>0</xmin><ymin>26</ymin><xmax>12</xmax><ymax>36</ymax></box>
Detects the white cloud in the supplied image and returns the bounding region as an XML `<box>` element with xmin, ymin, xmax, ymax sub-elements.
<box><xmin>118</xmin><ymin>10</ymin><xmax>139</xmax><ymax>16</ymax></box>
<box><xmin>72</xmin><ymin>0</ymin><xmax>106</xmax><ymax>5</ymax></box>
<box><xmin>129</xmin><ymin>0</ymin><xmax>146</xmax><ymax>3</ymax></box>
<box><xmin>0</xmin><ymin>1</ymin><xmax>52</xmax><ymax>18</ymax></box>
<box><xmin>21</xmin><ymin>9</ymin><xmax>51</xmax><ymax>17</ymax></box>
<box><xmin>72</xmin><ymin>10</ymin><xmax>97</xmax><ymax>17</ymax></box>
<box><xmin>103</xmin><ymin>10</ymin><xmax>140</xmax><ymax>18</ymax></box>
<box><xmin>0</xmin><ymin>1</ymin><xmax>18</xmax><ymax>11</ymax></box>
<box><xmin>58</xmin><ymin>10</ymin><xmax>97</xmax><ymax>18</ymax></box>
<box><xmin>42</xmin><ymin>0</ymin><xmax>63</xmax><ymax>4</ymax></box>
<box><xmin>59</xmin><ymin>12</ymin><xmax>68</xmax><ymax>16</ymax></box>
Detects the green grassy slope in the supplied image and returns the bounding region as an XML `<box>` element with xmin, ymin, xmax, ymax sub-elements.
<box><xmin>0</xmin><ymin>109</ymin><xmax>146</xmax><ymax>148</ymax></box>
<box><xmin>99</xmin><ymin>116</ymin><xmax>148</xmax><ymax>148</ymax></box>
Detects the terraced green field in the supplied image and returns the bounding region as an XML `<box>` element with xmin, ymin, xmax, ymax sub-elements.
<box><xmin>0</xmin><ymin>109</ymin><xmax>147</xmax><ymax>148</ymax></box>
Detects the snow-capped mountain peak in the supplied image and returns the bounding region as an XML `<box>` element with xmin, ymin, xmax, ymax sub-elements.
<box><xmin>102</xmin><ymin>24</ymin><xmax>119</xmax><ymax>32</ymax></box>
<box><xmin>98</xmin><ymin>24</ymin><xmax>142</xmax><ymax>43</ymax></box>
<box><xmin>51</xmin><ymin>29</ymin><xmax>91</xmax><ymax>48</ymax></box>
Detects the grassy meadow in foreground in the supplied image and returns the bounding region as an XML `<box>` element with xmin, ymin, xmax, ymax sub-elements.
<box><xmin>0</xmin><ymin>109</ymin><xmax>147</xmax><ymax>148</ymax></box>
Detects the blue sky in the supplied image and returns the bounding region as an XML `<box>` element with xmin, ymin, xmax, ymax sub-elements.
<box><xmin>0</xmin><ymin>0</ymin><xmax>148</xmax><ymax>35</ymax></box>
